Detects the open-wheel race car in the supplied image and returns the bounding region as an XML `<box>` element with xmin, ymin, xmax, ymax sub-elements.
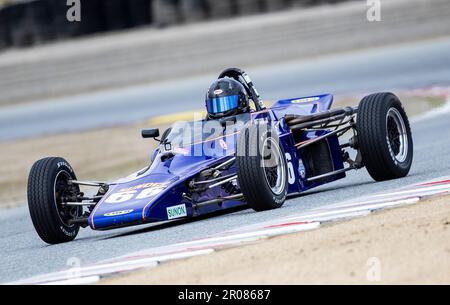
<box><xmin>27</xmin><ymin>68</ymin><xmax>413</xmax><ymax>244</ymax></box>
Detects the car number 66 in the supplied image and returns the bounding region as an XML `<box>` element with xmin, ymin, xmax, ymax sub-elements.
<box><xmin>104</xmin><ymin>187</ymin><xmax>165</xmax><ymax>203</ymax></box>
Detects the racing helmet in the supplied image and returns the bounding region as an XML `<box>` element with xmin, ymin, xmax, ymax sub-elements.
<box><xmin>205</xmin><ymin>78</ymin><xmax>249</xmax><ymax>119</ymax></box>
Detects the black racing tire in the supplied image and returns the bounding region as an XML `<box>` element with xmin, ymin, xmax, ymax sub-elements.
<box><xmin>27</xmin><ymin>157</ymin><xmax>81</xmax><ymax>244</ymax></box>
<box><xmin>357</xmin><ymin>92</ymin><xmax>413</xmax><ymax>181</ymax></box>
<box><xmin>236</xmin><ymin>124</ymin><xmax>288</xmax><ymax>211</ymax></box>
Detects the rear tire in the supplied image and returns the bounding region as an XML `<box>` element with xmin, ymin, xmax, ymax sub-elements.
<box><xmin>236</xmin><ymin>124</ymin><xmax>288</xmax><ymax>211</ymax></box>
<box><xmin>357</xmin><ymin>92</ymin><xmax>413</xmax><ymax>181</ymax></box>
<box><xmin>27</xmin><ymin>157</ymin><xmax>81</xmax><ymax>244</ymax></box>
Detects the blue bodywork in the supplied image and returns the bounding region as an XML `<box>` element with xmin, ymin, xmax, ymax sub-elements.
<box><xmin>89</xmin><ymin>94</ymin><xmax>346</xmax><ymax>230</ymax></box>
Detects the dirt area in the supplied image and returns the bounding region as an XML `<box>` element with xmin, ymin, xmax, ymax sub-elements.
<box><xmin>0</xmin><ymin>94</ymin><xmax>445</xmax><ymax>208</ymax></box>
<box><xmin>102</xmin><ymin>195</ymin><xmax>450</xmax><ymax>285</ymax></box>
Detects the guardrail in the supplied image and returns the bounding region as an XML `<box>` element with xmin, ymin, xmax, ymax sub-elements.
<box><xmin>0</xmin><ymin>0</ymin><xmax>349</xmax><ymax>50</ymax></box>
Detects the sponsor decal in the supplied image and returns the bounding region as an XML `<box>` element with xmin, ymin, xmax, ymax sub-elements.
<box><xmin>167</xmin><ymin>204</ymin><xmax>187</xmax><ymax>220</ymax></box>
<box><xmin>104</xmin><ymin>209</ymin><xmax>134</xmax><ymax>217</ymax></box>
<box><xmin>291</xmin><ymin>97</ymin><xmax>320</xmax><ymax>103</ymax></box>
<box><xmin>118</xmin><ymin>182</ymin><xmax>169</xmax><ymax>192</ymax></box>
<box><xmin>60</xmin><ymin>226</ymin><xmax>77</xmax><ymax>236</ymax></box>
<box><xmin>57</xmin><ymin>161</ymin><xmax>74</xmax><ymax>173</ymax></box>
<box><xmin>213</xmin><ymin>89</ymin><xmax>223</xmax><ymax>95</ymax></box>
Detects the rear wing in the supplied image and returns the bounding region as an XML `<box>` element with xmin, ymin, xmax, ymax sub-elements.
<box><xmin>270</xmin><ymin>94</ymin><xmax>334</xmax><ymax>120</ymax></box>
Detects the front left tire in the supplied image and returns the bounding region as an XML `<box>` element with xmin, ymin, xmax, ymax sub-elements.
<box><xmin>357</xmin><ymin>92</ymin><xmax>413</xmax><ymax>181</ymax></box>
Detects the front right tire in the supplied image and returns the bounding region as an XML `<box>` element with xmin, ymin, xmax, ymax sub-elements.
<box><xmin>28</xmin><ymin>157</ymin><xmax>81</xmax><ymax>244</ymax></box>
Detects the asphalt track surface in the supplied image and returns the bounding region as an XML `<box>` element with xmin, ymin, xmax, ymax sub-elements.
<box><xmin>1</xmin><ymin>37</ymin><xmax>450</xmax><ymax>141</ymax></box>
<box><xmin>1</xmin><ymin>38</ymin><xmax>450</xmax><ymax>283</ymax></box>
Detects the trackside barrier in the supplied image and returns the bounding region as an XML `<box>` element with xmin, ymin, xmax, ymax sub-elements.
<box><xmin>0</xmin><ymin>0</ymin><xmax>350</xmax><ymax>50</ymax></box>
<box><xmin>0</xmin><ymin>5</ymin><xmax>10</xmax><ymax>49</ymax></box>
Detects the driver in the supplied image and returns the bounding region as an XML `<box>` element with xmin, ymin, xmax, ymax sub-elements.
<box><xmin>205</xmin><ymin>78</ymin><xmax>250</xmax><ymax>119</ymax></box>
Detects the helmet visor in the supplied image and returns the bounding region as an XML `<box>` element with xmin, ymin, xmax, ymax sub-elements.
<box><xmin>206</xmin><ymin>95</ymin><xmax>239</xmax><ymax>114</ymax></box>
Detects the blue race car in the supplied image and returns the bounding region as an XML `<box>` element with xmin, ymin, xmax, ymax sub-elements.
<box><xmin>27</xmin><ymin>68</ymin><xmax>413</xmax><ymax>244</ymax></box>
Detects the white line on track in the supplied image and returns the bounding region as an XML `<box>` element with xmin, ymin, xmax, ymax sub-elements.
<box><xmin>43</xmin><ymin>276</ymin><xmax>101</xmax><ymax>286</ymax></box>
<box><xmin>177</xmin><ymin>222</ymin><xmax>321</xmax><ymax>247</ymax></box>
<box><xmin>10</xmin><ymin>249</ymin><xmax>214</xmax><ymax>285</ymax></box>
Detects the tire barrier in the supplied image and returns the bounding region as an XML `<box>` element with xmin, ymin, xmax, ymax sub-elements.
<box><xmin>5</xmin><ymin>1</ymin><xmax>31</xmax><ymax>47</ymax></box>
<box><xmin>204</xmin><ymin>0</ymin><xmax>235</xmax><ymax>19</ymax></box>
<box><xmin>48</xmin><ymin>0</ymin><xmax>81</xmax><ymax>38</ymax></box>
<box><xmin>128</xmin><ymin>0</ymin><xmax>152</xmax><ymax>27</ymax></box>
<box><xmin>0</xmin><ymin>5</ymin><xmax>11</xmax><ymax>49</ymax></box>
<box><xmin>236</xmin><ymin>0</ymin><xmax>265</xmax><ymax>15</ymax></box>
<box><xmin>102</xmin><ymin>0</ymin><xmax>129</xmax><ymax>31</ymax></box>
<box><xmin>180</xmin><ymin>0</ymin><xmax>207</xmax><ymax>23</ymax></box>
<box><xmin>0</xmin><ymin>0</ymin><xmax>350</xmax><ymax>49</ymax></box>
<box><xmin>152</xmin><ymin>0</ymin><xmax>181</xmax><ymax>27</ymax></box>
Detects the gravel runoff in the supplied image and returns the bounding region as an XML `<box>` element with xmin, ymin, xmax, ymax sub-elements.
<box><xmin>102</xmin><ymin>195</ymin><xmax>450</xmax><ymax>285</ymax></box>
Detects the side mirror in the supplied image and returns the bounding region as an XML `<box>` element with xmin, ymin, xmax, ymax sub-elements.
<box><xmin>142</xmin><ymin>128</ymin><xmax>160</xmax><ymax>139</ymax></box>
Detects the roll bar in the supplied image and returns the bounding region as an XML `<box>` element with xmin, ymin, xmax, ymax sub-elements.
<box><xmin>218</xmin><ymin>68</ymin><xmax>265</xmax><ymax>111</ymax></box>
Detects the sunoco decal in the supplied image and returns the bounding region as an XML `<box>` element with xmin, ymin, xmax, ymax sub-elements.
<box><xmin>167</xmin><ymin>204</ymin><xmax>187</xmax><ymax>220</ymax></box>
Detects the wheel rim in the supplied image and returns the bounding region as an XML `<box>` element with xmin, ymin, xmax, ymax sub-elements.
<box><xmin>262</xmin><ymin>137</ymin><xmax>286</xmax><ymax>195</ymax></box>
<box><xmin>386</xmin><ymin>107</ymin><xmax>408</xmax><ymax>163</ymax></box>
<box><xmin>54</xmin><ymin>170</ymin><xmax>80</xmax><ymax>227</ymax></box>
